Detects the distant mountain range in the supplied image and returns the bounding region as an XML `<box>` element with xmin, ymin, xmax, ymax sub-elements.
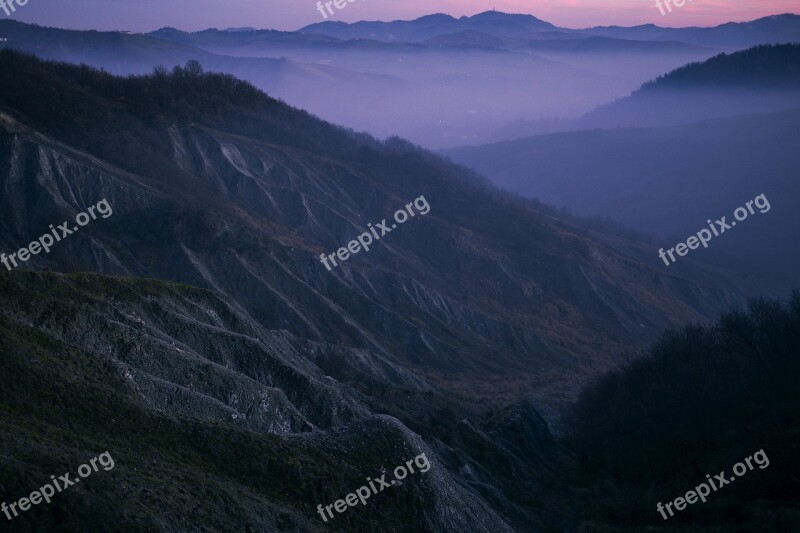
<box><xmin>141</xmin><ymin>11</ymin><xmax>800</xmax><ymax>55</ymax></box>
<box><xmin>577</xmin><ymin>13</ymin><xmax>800</xmax><ymax>48</ymax></box>
<box><xmin>299</xmin><ymin>11</ymin><xmax>556</xmax><ymax>43</ymax></box>
<box><xmin>298</xmin><ymin>11</ymin><xmax>800</xmax><ymax>50</ymax></box>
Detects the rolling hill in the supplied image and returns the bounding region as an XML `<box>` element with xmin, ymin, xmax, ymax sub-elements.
<box><xmin>444</xmin><ymin>107</ymin><xmax>800</xmax><ymax>292</ymax></box>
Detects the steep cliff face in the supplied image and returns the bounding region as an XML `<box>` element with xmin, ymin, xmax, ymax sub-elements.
<box><xmin>0</xmin><ymin>271</ymin><xmax>371</xmax><ymax>433</ymax></box>
<box><xmin>0</xmin><ymin>102</ymin><xmax>742</xmax><ymax>418</ymax></box>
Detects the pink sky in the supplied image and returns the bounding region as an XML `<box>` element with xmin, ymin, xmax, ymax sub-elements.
<box><xmin>7</xmin><ymin>0</ymin><xmax>800</xmax><ymax>32</ymax></box>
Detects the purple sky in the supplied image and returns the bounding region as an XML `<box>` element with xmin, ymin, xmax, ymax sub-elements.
<box><xmin>5</xmin><ymin>0</ymin><xmax>799</xmax><ymax>32</ymax></box>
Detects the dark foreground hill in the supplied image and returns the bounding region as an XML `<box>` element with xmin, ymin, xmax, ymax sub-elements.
<box><xmin>1</xmin><ymin>272</ymin><xmax>796</xmax><ymax>530</ymax></box>
<box><xmin>0</xmin><ymin>50</ymin><xmax>767</xmax><ymax>531</ymax></box>
<box><xmin>565</xmin><ymin>293</ymin><xmax>800</xmax><ymax>531</ymax></box>
<box><xmin>0</xmin><ymin>271</ymin><xmax>516</xmax><ymax>532</ymax></box>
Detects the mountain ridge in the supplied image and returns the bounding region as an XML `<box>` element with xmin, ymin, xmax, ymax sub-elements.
<box><xmin>477</xmin><ymin>43</ymin><xmax>800</xmax><ymax>141</ymax></box>
<box><xmin>582</xmin><ymin>44</ymin><xmax>800</xmax><ymax>128</ymax></box>
<box><xmin>0</xmin><ymin>49</ymin><xmax>746</xmax><ymax>421</ymax></box>
<box><xmin>299</xmin><ymin>10</ymin><xmax>556</xmax><ymax>42</ymax></box>
<box><xmin>297</xmin><ymin>11</ymin><xmax>800</xmax><ymax>49</ymax></box>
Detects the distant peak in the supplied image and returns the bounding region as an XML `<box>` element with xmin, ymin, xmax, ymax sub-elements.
<box><xmin>469</xmin><ymin>10</ymin><xmax>544</xmax><ymax>22</ymax></box>
<box><xmin>765</xmin><ymin>13</ymin><xmax>800</xmax><ymax>19</ymax></box>
<box><xmin>304</xmin><ymin>20</ymin><xmax>349</xmax><ymax>28</ymax></box>
<box><xmin>416</xmin><ymin>13</ymin><xmax>456</xmax><ymax>22</ymax></box>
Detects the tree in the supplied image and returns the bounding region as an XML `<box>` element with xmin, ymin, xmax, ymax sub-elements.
<box><xmin>184</xmin><ymin>60</ymin><xmax>204</xmax><ymax>78</ymax></box>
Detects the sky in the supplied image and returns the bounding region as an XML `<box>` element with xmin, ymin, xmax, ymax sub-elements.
<box><xmin>3</xmin><ymin>0</ymin><xmax>799</xmax><ymax>32</ymax></box>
